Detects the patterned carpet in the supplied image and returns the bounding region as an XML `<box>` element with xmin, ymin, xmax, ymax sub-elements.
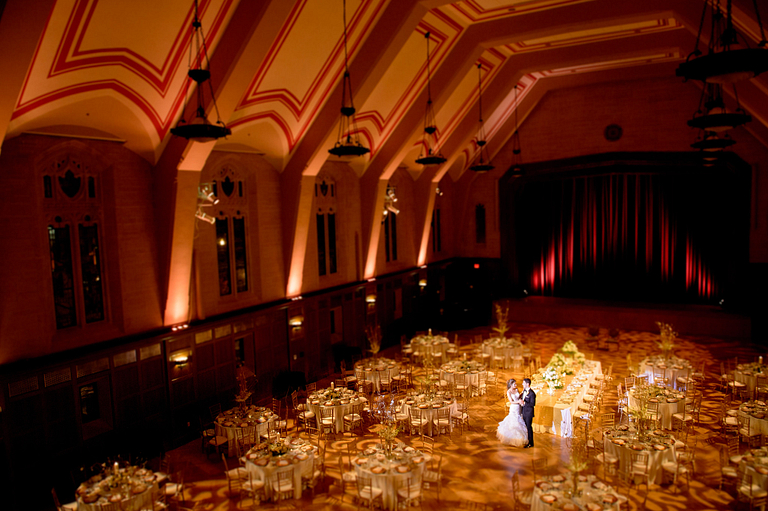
<box><xmin>167</xmin><ymin>321</ymin><xmax>759</xmax><ymax>511</ymax></box>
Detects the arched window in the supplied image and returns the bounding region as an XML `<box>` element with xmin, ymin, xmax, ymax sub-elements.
<box><xmin>43</xmin><ymin>155</ymin><xmax>104</xmax><ymax>328</ymax></box>
<box><xmin>213</xmin><ymin>166</ymin><xmax>248</xmax><ymax>296</ymax></box>
<box><xmin>315</xmin><ymin>176</ymin><xmax>338</xmax><ymax>276</ymax></box>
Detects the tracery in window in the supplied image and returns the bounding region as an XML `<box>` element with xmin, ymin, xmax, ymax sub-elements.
<box><xmin>315</xmin><ymin>175</ymin><xmax>338</xmax><ymax>276</ymax></box>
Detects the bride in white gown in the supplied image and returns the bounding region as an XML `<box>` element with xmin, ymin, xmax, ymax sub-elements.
<box><xmin>497</xmin><ymin>378</ymin><xmax>528</xmax><ymax>447</ymax></box>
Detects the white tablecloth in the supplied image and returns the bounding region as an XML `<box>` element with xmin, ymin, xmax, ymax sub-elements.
<box><xmin>531</xmin><ymin>475</ymin><xmax>621</xmax><ymax>511</ymax></box>
<box><xmin>76</xmin><ymin>471</ymin><xmax>158</xmax><ymax>511</ymax></box>
<box><xmin>401</xmin><ymin>401</ymin><xmax>457</xmax><ymax>436</ymax></box>
<box><xmin>307</xmin><ymin>396</ymin><xmax>366</xmax><ymax>433</ymax></box>
<box><xmin>215</xmin><ymin>421</ymin><xmax>272</xmax><ymax>457</ymax></box>
<box><xmin>355</xmin><ymin>361</ymin><xmax>400</xmax><ymax>392</ymax></box>
<box><xmin>353</xmin><ymin>451</ymin><xmax>428</xmax><ymax>510</ymax></box>
<box><xmin>627</xmin><ymin>392</ymin><xmax>685</xmax><ymax>430</ymax></box>
<box><xmin>604</xmin><ymin>436</ymin><xmax>676</xmax><ymax>485</ymax></box>
<box><xmin>482</xmin><ymin>344</ymin><xmax>523</xmax><ymax>369</ymax></box>
<box><xmin>639</xmin><ymin>358</ymin><xmax>692</xmax><ymax>390</ymax></box>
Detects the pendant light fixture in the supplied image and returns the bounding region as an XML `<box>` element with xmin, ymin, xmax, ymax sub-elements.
<box><xmin>171</xmin><ymin>0</ymin><xmax>231</xmax><ymax>142</ymax></box>
<box><xmin>415</xmin><ymin>32</ymin><xmax>446</xmax><ymax>166</ymax></box>
<box><xmin>469</xmin><ymin>63</ymin><xmax>494</xmax><ymax>173</ymax></box>
<box><xmin>509</xmin><ymin>84</ymin><xmax>524</xmax><ymax>176</ymax></box>
<box><xmin>328</xmin><ymin>0</ymin><xmax>370</xmax><ymax>158</ymax></box>
<box><xmin>687</xmin><ymin>82</ymin><xmax>751</xmax><ymax>132</ymax></box>
<box><xmin>676</xmin><ymin>0</ymin><xmax>768</xmax><ymax>84</ymax></box>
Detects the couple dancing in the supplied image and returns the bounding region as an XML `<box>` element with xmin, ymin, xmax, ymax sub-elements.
<box><xmin>497</xmin><ymin>377</ymin><xmax>536</xmax><ymax>448</ymax></box>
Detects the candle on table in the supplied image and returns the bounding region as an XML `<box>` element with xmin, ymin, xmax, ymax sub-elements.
<box><xmin>113</xmin><ymin>462</ymin><xmax>119</xmax><ymax>475</ymax></box>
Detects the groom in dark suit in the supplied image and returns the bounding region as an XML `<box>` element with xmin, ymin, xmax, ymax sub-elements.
<box><xmin>521</xmin><ymin>378</ymin><xmax>536</xmax><ymax>448</ymax></box>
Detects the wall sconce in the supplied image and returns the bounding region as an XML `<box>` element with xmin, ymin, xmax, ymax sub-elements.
<box><xmin>170</xmin><ymin>351</ymin><xmax>191</xmax><ymax>368</ymax></box>
<box><xmin>366</xmin><ymin>294</ymin><xmax>377</xmax><ymax>304</ymax></box>
<box><xmin>418</xmin><ymin>279</ymin><xmax>427</xmax><ymax>288</ymax></box>
<box><xmin>288</xmin><ymin>315</ymin><xmax>304</xmax><ymax>328</ymax></box>
<box><xmin>171</xmin><ymin>323</ymin><xmax>189</xmax><ymax>332</ymax></box>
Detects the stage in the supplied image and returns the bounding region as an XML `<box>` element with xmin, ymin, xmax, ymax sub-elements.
<box><xmin>497</xmin><ymin>296</ymin><xmax>751</xmax><ymax>340</ymax></box>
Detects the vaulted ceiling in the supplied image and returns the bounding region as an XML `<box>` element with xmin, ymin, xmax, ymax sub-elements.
<box><xmin>3</xmin><ymin>0</ymin><xmax>768</xmax><ymax>183</ymax></box>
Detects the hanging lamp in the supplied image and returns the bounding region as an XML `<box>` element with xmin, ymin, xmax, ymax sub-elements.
<box><xmin>171</xmin><ymin>0</ymin><xmax>231</xmax><ymax>142</ymax></box>
<box><xmin>509</xmin><ymin>84</ymin><xmax>525</xmax><ymax>176</ymax></box>
<box><xmin>415</xmin><ymin>32</ymin><xmax>446</xmax><ymax>166</ymax></box>
<box><xmin>328</xmin><ymin>0</ymin><xmax>370</xmax><ymax>158</ymax></box>
<box><xmin>469</xmin><ymin>64</ymin><xmax>494</xmax><ymax>173</ymax></box>
<box><xmin>676</xmin><ymin>0</ymin><xmax>768</xmax><ymax>84</ymax></box>
<box><xmin>687</xmin><ymin>82</ymin><xmax>751</xmax><ymax>132</ymax></box>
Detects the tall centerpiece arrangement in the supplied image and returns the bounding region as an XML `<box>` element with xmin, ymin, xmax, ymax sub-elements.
<box><xmin>371</xmin><ymin>394</ymin><xmax>399</xmax><ymax>457</ymax></box>
<box><xmin>656</xmin><ymin>321</ymin><xmax>677</xmax><ymax>361</ymax></box>
<box><xmin>563</xmin><ymin>436</ymin><xmax>589</xmax><ymax>497</ymax></box>
<box><xmin>492</xmin><ymin>304</ymin><xmax>510</xmax><ymax>339</ymax></box>
<box><xmin>234</xmin><ymin>364</ymin><xmax>256</xmax><ymax>412</ymax></box>
<box><xmin>366</xmin><ymin>325</ymin><xmax>382</xmax><ymax>357</ymax></box>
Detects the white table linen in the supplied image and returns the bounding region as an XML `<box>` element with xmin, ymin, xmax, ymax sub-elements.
<box><xmin>352</xmin><ymin>445</ymin><xmax>429</xmax><ymax>510</ymax></box>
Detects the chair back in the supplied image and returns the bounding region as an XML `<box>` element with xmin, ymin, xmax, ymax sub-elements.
<box><xmin>209</xmin><ymin>403</ymin><xmax>222</xmax><ymax>421</ymax></box>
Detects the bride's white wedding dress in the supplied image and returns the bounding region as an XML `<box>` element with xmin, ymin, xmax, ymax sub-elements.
<box><xmin>497</xmin><ymin>388</ymin><xmax>529</xmax><ymax>446</ymax></box>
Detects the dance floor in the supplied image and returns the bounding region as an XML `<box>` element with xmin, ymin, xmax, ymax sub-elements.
<box><xmin>164</xmin><ymin>321</ymin><xmax>758</xmax><ymax>511</ymax></box>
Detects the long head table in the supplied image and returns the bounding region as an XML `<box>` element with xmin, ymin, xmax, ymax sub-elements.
<box><xmin>531</xmin><ymin>361</ymin><xmax>602</xmax><ymax>438</ymax></box>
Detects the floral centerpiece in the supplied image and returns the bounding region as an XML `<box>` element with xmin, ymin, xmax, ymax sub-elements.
<box><xmin>560</xmin><ymin>340</ymin><xmax>579</xmax><ymax>355</ymax></box>
<box><xmin>541</xmin><ymin>366</ymin><xmax>564</xmax><ymax>392</ymax></box>
<box><xmin>268</xmin><ymin>438</ymin><xmax>290</xmax><ymax>457</ymax></box>
<box><xmin>656</xmin><ymin>321</ymin><xmax>677</xmax><ymax>360</ymax></box>
<box><xmin>564</xmin><ymin>437</ymin><xmax>589</xmax><ymax>497</ymax></box>
<box><xmin>378</xmin><ymin>424</ymin><xmax>400</xmax><ymax>457</ymax></box>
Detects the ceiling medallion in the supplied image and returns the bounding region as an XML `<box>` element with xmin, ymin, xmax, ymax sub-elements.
<box><xmin>415</xmin><ymin>32</ymin><xmax>446</xmax><ymax>166</ymax></box>
<box><xmin>328</xmin><ymin>0</ymin><xmax>369</xmax><ymax>159</ymax></box>
<box><xmin>171</xmin><ymin>0</ymin><xmax>231</xmax><ymax>142</ymax></box>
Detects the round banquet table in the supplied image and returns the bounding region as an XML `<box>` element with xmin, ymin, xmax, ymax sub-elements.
<box><xmin>400</xmin><ymin>396</ymin><xmax>457</xmax><ymax>436</ymax></box>
<box><xmin>355</xmin><ymin>358</ymin><xmax>400</xmax><ymax>392</ymax></box>
<box><xmin>737</xmin><ymin>448</ymin><xmax>768</xmax><ymax>493</ymax></box>
<box><xmin>353</xmin><ymin>444</ymin><xmax>429</xmax><ymax>510</ymax></box>
<box><xmin>244</xmin><ymin>437</ymin><xmax>316</xmax><ymax>501</ymax></box>
<box><xmin>306</xmin><ymin>389</ymin><xmax>366</xmax><ymax>433</ymax></box>
<box><xmin>439</xmin><ymin>361</ymin><xmax>487</xmax><ymax>396</ymax></box>
<box><xmin>531</xmin><ymin>474</ymin><xmax>622</xmax><ymax>511</ymax></box>
<box><xmin>76</xmin><ymin>468</ymin><xmax>159</xmax><ymax>511</ymax></box>
<box><xmin>482</xmin><ymin>337</ymin><xmax>523</xmax><ymax>369</ymax></box>
<box><xmin>638</xmin><ymin>356</ymin><xmax>692</xmax><ymax>390</ymax></box>
<box><xmin>627</xmin><ymin>388</ymin><xmax>685</xmax><ymax>430</ymax></box>
<box><xmin>409</xmin><ymin>334</ymin><xmax>454</xmax><ymax>363</ymax></box>
<box><xmin>738</xmin><ymin>401</ymin><xmax>768</xmax><ymax>436</ymax></box>
<box><xmin>735</xmin><ymin>363</ymin><xmax>768</xmax><ymax>394</ymax></box>
<box><xmin>215</xmin><ymin>405</ymin><xmax>276</xmax><ymax>456</ymax></box>
<box><xmin>603</xmin><ymin>429</ymin><xmax>677</xmax><ymax>485</ymax></box>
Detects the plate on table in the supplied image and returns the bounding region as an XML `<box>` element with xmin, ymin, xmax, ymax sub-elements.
<box><xmin>758</xmin><ymin>401</ymin><xmax>766</xmax><ymax>406</ymax></box>
<box><xmin>404</xmin><ymin>447</ymin><xmax>415</xmax><ymax>453</ymax></box>
<box><xmin>562</xmin><ymin>503</ymin><xmax>578</xmax><ymax>511</ymax></box>
<box><xmin>277</xmin><ymin>459</ymin><xmax>290</xmax><ymax>467</ymax></box>
<box><xmin>433</xmin><ymin>404</ymin><xmax>441</xmax><ymax>408</ymax></box>
<box><xmin>536</xmin><ymin>481</ymin><xmax>552</xmax><ymax>491</ymax></box>
<box><xmin>654</xmin><ymin>444</ymin><xmax>667</xmax><ymax>451</ymax></box>
<box><xmin>586</xmin><ymin>503</ymin><xmax>603</xmax><ymax>511</ymax></box>
<box><xmin>257</xmin><ymin>417</ymin><xmax>266</xmax><ymax>423</ymax></box>
<box><xmin>592</xmin><ymin>481</ymin><xmax>608</xmax><ymax>491</ymax></box>
<box><xmin>109</xmin><ymin>494</ymin><xmax>123</xmax><ymax>503</ymax></box>
<box><xmin>756</xmin><ymin>467</ymin><xmax>768</xmax><ymax>475</ymax></box>
<box><xmin>256</xmin><ymin>458</ymin><xmax>269</xmax><ymax>466</ymax></box>
<box><xmin>223</xmin><ymin>421</ymin><xmax>233</xmax><ymax>427</ymax></box>
<box><xmin>371</xmin><ymin>466</ymin><xmax>386</xmax><ymax>474</ymax></box>
<box><xmin>653</xmin><ymin>430</ymin><xmax>664</xmax><ymax>436</ymax></box>
<box><xmin>617</xmin><ymin>425</ymin><xmax>629</xmax><ymax>431</ymax></box>
<box><xmin>540</xmin><ymin>494</ymin><xmax>557</xmax><ymax>504</ymax></box>
<box><xmin>247</xmin><ymin>452</ymin><xmax>259</xmax><ymax>460</ymax></box>
<box><xmin>396</xmin><ymin>465</ymin><xmax>411</xmax><ymax>473</ymax></box>
<box><xmin>131</xmin><ymin>484</ymin><xmax>147</xmax><ymax>495</ymax></box>
<box><xmin>240</xmin><ymin>423</ymin><xmax>249</xmax><ymax>428</ymax></box>
<box><xmin>551</xmin><ymin>474</ymin><xmax>565</xmax><ymax>482</ymax></box>
<box><xmin>612</xmin><ymin>439</ymin><xmax>625</xmax><ymax>446</ymax></box>
<box><xmin>754</xmin><ymin>413</ymin><xmax>766</xmax><ymax>419</ymax></box>
<box><xmin>603</xmin><ymin>494</ymin><xmax>618</xmax><ymax>504</ymax></box>
<box><xmin>412</xmin><ymin>457</ymin><xmax>424</xmax><ymax>464</ymax></box>
<box><xmin>355</xmin><ymin>458</ymin><xmax>366</xmax><ymax>465</ymax></box>
<box><xmin>648</xmin><ymin>398</ymin><xmax>660</xmax><ymax>403</ymax></box>
<box><xmin>144</xmin><ymin>475</ymin><xmax>156</xmax><ymax>483</ymax></box>
<box><xmin>82</xmin><ymin>493</ymin><xmax>100</xmax><ymax>503</ymax></box>
<box><xmin>419</xmin><ymin>404</ymin><xmax>429</xmax><ymax>409</ymax></box>
<box><xmin>301</xmin><ymin>445</ymin><xmax>313</xmax><ymax>452</ymax></box>
<box><xmin>630</xmin><ymin>444</ymin><xmax>644</xmax><ymax>451</ymax></box>
<box><xmin>666</xmin><ymin>398</ymin><xmax>678</xmax><ymax>403</ymax></box>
